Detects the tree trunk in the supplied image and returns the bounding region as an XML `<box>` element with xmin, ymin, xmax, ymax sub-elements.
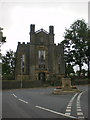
<box><xmin>88</xmin><ymin>59</ymin><xmax>90</xmax><ymax>79</ymax></box>
<box><xmin>79</xmin><ymin>64</ymin><xmax>82</xmax><ymax>77</ymax></box>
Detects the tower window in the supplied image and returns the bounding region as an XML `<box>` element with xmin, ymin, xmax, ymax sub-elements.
<box><xmin>38</xmin><ymin>50</ymin><xmax>45</xmax><ymax>60</ymax></box>
<box><xmin>38</xmin><ymin>50</ymin><xmax>45</xmax><ymax>69</ymax></box>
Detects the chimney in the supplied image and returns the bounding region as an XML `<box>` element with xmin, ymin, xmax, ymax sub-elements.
<box><xmin>49</xmin><ymin>26</ymin><xmax>54</xmax><ymax>34</ymax></box>
<box><xmin>30</xmin><ymin>24</ymin><xmax>35</xmax><ymax>33</ymax></box>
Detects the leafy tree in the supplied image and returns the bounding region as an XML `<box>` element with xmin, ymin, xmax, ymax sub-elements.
<box><xmin>0</xmin><ymin>27</ymin><xmax>6</xmax><ymax>62</ymax></box>
<box><xmin>62</xmin><ymin>19</ymin><xmax>88</xmax><ymax>77</ymax></box>
<box><xmin>85</xmin><ymin>29</ymin><xmax>90</xmax><ymax>78</ymax></box>
<box><xmin>0</xmin><ymin>27</ymin><xmax>6</xmax><ymax>44</ymax></box>
<box><xmin>81</xmin><ymin>69</ymin><xmax>87</xmax><ymax>76</ymax></box>
<box><xmin>0</xmin><ymin>27</ymin><xmax>6</xmax><ymax>80</ymax></box>
<box><xmin>66</xmin><ymin>64</ymin><xmax>75</xmax><ymax>76</ymax></box>
<box><xmin>2</xmin><ymin>50</ymin><xmax>16</xmax><ymax>80</ymax></box>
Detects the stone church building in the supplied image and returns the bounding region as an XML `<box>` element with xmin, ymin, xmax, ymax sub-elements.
<box><xmin>15</xmin><ymin>24</ymin><xmax>65</xmax><ymax>82</ymax></box>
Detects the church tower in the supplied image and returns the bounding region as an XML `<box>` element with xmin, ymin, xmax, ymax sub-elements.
<box><xmin>15</xmin><ymin>24</ymin><xmax>65</xmax><ymax>82</ymax></box>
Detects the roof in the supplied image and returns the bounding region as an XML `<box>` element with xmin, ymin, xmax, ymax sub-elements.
<box><xmin>35</xmin><ymin>28</ymin><xmax>49</xmax><ymax>34</ymax></box>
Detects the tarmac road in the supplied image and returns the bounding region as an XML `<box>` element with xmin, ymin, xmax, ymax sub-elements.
<box><xmin>2</xmin><ymin>85</ymin><xmax>89</xmax><ymax>119</ymax></box>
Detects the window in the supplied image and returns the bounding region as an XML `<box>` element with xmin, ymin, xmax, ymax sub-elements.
<box><xmin>21</xmin><ymin>54</ymin><xmax>25</xmax><ymax>73</ymax></box>
<box><xmin>38</xmin><ymin>50</ymin><xmax>45</xmax><ymax>69</ymax></box>
<box><xmin>38</xmin><ymin>50</ymin><xmax>45</xmax><ymax>60</ymax></box>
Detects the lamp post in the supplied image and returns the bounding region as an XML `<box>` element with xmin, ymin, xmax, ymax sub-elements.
<box><xmin>21</xmin><ymin>57</ymin><xmax>22</xmax><ymax>88</ymax></box>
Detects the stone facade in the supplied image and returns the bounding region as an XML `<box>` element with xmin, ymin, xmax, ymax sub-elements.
<box><xmin>15</xmin><ymin>24</ymin><xmax>65</xmax><ymax>82</ymax></box>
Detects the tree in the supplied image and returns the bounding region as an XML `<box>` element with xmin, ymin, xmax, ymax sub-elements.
<box><xmin>85</xmin><ymin>29</ymin><xmax>90</xmax><ymax>78</ymax></box>
<box><xmin>0</xmin><ymin>27</ymin><xmax>6</xmax><ymax>80</ymax></box>
<box><xmin>2</xmin><ymin>50</ymin><xmax>16</xmax><ymax>80</ymax></box>
<box><xmin>0</xmin><ymin>27</ymin><xmax>6</xmax><ymax>44</ymax></box>
<box><xmin>0</xmin><ymin>27</ymin><xmax>6</xmax><ymax>62</ymax></box>
<box><xmin>66</xmin><ymin>64</ymin><xmax>75</xmax><ymax>76</ymax></box>
<box><xmin>62</xmin><ymin>19</ymin><xmax>88</xmax><ymax>77</ymax></box>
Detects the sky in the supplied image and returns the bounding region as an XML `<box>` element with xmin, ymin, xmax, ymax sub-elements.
<box><xmin>0</xmin><ymin>0</ymin><xmax>89</xmax><ymax>71</ymax></box>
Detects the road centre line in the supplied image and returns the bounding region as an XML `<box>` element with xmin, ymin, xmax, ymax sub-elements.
<box><xmin>77</xmin><ymin>109</ymin><xmax>82</xmax><ymax>112</ymax></box>
<box><xmin>77</xmin><ymin>107</ymin><xmax>81</xmax><ymax>109</ymax></box>
<box><xmin>11</xmin><ymin>94</ymin><xmax>17</xmax><ymax>98</ymax></box>
<box><xmin>67</xmin><ymin>106</ymin><xmax>71</xmax><ymax>109</ymax></box>
<box><xmin>11</xmin><ymin>93</ymin><xmax>28</xmax><ymax>104</ymax></box>
<box><xmin>35</xmin><ymin>105</ymin><xmax>77</xmax><ymax>119</ymax></box>
<box><xmin>18</xmin><ymin>98</ymin><xmax>28</xmax><ymax>104</ymax></box>
<box><xmin>78</xmin><ymin>116</ymin><xmax>84</xmax><ymax>119</ymax></box>
<box><xmin>76</xmin><ymin>90</ymin><xmax>87</xmax><ymax>119</ymax></box>
<box><xmin>10</xmin><ymin>90</ymin><xmax>87</xmax><ymax>119</ymax></box>
<box><xmin>66</xmin><ymin>109</ymin><xmax>71</xmax><ymax>112</ymax></box>
<box><xmin>65</xmin><ymin>93</ymin><xmax>78</xmax><ymax>116</ymax></box>
<box><xmin>77</xmin><ymin>112</ymin><xmax>83</xmax><ymax>116</ymax></box>
<box><xmin>65</xmin><ymin>113</ymin><xmax>71</xmax><ymax>116</ymax></box>
<box><xmin>77</xmin><ymin>90</ymin><xmax>87</xmax><ymax>102</ymax></box>
<box><xmin>68</xmin><ymin>104</ymin><xmax>72</xmax><ymax>107</ymax></box>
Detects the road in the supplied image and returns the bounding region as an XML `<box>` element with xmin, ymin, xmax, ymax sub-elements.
<box><xmin>2</xmin><ymin>85</ymin><xmax>89</xmax><ymax>119</ymax></box>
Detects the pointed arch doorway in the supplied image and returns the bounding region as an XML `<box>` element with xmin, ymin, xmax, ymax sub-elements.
<box><xmin>38</xmin><ymin>72</ymin><xmax>46</xmax><ymax>82</ymax></box>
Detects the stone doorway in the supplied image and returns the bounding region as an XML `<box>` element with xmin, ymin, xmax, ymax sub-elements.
<box><xmin>38</xmin><ymin>72</ymin><xmax>45</xmax><ymax>82</ymax></box>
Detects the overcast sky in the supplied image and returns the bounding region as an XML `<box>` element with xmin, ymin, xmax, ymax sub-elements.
<box><xmin>0</xmin><ymin>0</ymin><xmax>89</xmax><ymax>71</ymax></box>
<box><xmin>0</xmin><ymin>0</ymin><xmax>88</xmax><ymax>54</ymax></box>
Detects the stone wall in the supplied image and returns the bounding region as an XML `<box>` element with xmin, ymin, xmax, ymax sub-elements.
<box><xmin>15</xmin><ymin>25</ymin><xmax>65</xmax><ymax>81</ymax></box>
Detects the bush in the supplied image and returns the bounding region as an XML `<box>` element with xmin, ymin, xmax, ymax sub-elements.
<box><xmin>2</xmin><ymin>74</ymin><xmax>15</xmax><ymax>80</ymax></box>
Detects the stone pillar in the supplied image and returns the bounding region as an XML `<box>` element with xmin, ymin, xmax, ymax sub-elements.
<box><xmin>49</xmin><ymin>26</ymin><xmax>54</xmax><ymax>44</ymax></box>
<box><xmin>61</xmin><ymin>78</ymin><xmax>72</xmax><ymax>91</ymax></box>
<box><xmin>49</xmin><ymin>26</ymin><xmax>54</xmax><ymax>34</ymax></box>
<box><xmin>30</xmin><ymin>24</ymin><xmax>35</xmax><ymax>33</ymax></box>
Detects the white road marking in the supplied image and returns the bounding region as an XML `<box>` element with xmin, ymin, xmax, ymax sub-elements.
<box><xmin>36</xmin><ymin>105</ymin><xmax>77</xmax><ymax>119</ymax></box>
<box><xmin>10</xmin><ymin>89</ymin><xmax>87</xmax><ymax>119</ymax></box>
<box><xmin>78</xmin><ymin>116</ymin><xmax>84</xmax><ymax>119</ymax></box>
<box><xmin>11</xmin><ymin>93</ymin><xmax>28</xmax><ymax>104</ymax></box>
<box><xmin>77</xmin><ymin>107</ymin><xmax>81</xmax><ymax>109</ymax></box>
<box><xmin>77</xmin><ymin>112</ymin><xmax>83</xmax><ymax>116</ymax></box>
<box><xmin>76</xmin><ymin>90</ymin><xmax>88</xmax><ymax>119</ymax></box>
<box><xmin>11</xmin><ymin>94</ymin><xmax>17</xmax><ymax>98</ymax></box>
<box><xmin>77</xmin><ymin>109</ymin><xmax>82</xmax><ymax>112</ymax></box>
<box><xmin>68</xmin><ymin>104</ymin><xmax>72</xmax><ymax>107</ymax></box>
<box><xmin>65</xmin><ymin>93</ymin><xmax>78</xmax><ymax>116</ymax></box>
<box><xmin>18</xmin><ymin>98</ymin><xmax>28</xmax><ymax>104</ymax></box>
<box><xmin>67</xmin><ymin>106</ymin><xmax>71</xmax><ymax>109</ymax></box>
<box><xmin>65</xmin><ymin>113</ymin><xmax>71</xmax><ymax>116</ymax></box>
<box><xmin>77</xmin><ymin>104</ymin><xmax>80</xmax><ymax>107</ymax></box>
<box><xmin>66</xmin><ymin>109</ymin><xmax>71</xmax><ymax>112</ymax></box>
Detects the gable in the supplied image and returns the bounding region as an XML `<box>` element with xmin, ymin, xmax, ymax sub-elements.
<box><xmin>35</xmin><ymin>30</ymin><xmax>49</xmax><ymax>44</ymax></box>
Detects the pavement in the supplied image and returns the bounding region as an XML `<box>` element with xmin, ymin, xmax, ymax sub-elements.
<box><xmin>2</xmin><ymin>85</ymin><xmax>89</xmax><ymax>119</ymax></box>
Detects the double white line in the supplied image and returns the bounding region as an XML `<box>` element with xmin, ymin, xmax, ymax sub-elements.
<box><xmin>76</xmin><ymin>91</ymin><xmax>87</xmax><ymax>119</ymax></box>
<box><xmin>65</xmin><ymin>93</ymin><xmax>78</xmax><ymax>116</ymax></box>
<box><xmin>36</xmin><ymin>105</ymin><xmax>77</xmax><ymax>119</ymax></box>
<box><xmin>11</xmin><ymin>93</ymin><xmax>77</xmax><ymax>119</ymax></box>
<box><xmin>11</xmin><ymin>90</ymin><xmax>87</xmax><ymax>119</ymax></box>
<box><xmin>65</xmin><ymin>90</ymin><xmax>87</xmax><ymax>119</ymax></box>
